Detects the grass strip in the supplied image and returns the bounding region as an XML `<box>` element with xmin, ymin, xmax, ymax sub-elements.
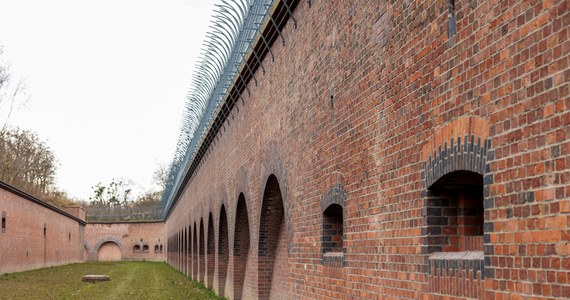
<box><xmin>0</xmin><ymin>261</ymin><xmax>224</xmax><ymax>300</ymax></box>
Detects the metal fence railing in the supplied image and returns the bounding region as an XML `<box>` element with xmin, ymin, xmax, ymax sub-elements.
<box><xmin>86</xmin><ymin>205</ymin><xmax>164</xmax><ymax>222</ymax></box>
<box><xmin>163</xmin><ymin>0</ymin><xmax>298</xmax><ymax>218</ymax></box>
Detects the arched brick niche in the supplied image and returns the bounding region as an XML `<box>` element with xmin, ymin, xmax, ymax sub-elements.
<box><xmin>186</xmin><ymin>225</ymin><xmax>191</xmax><ymax>275</ymax></box>
<box><xmin>217</xmin><ymin>204</ymin><xmax>229</xmax><ymax>297</ymax></box>
<box><xmin>206</xmin><ymin>212</ymin><xmax>215</xmax><ymax>289</ymax></box>
<box><xmin>320</xmin><ymin>172</ymin><xmax>347</xmax><ymax>267</ymax></box>
<box><xmin>259</xmin><ymin>141</ymin><xmax>292</xmax><ymax>254</ymax></box>
<box><xmin>421</xmin><ymin>116</ymin><xmax>493</xmax><ymax>297</ymax></box>
<box><xmin>94</xmin><ymin>237</ymin><xmax>126</xmax><ymax>253</ymax></box>
<box><xmin>199</xmin><ymin>219</ymin><xmax>205</xmax><ymax>283</ymax></box>
<box><xmin>233</xmin><ymin>193</ymin><xmax>250</xmax><ymax>300</ymax></box>
<box><xmin>94</xmin><ymin>237</ymin><xmax>125</xmax><ymax>262</ymax></box>
<box><xmin>258</xmin><ymin>174</ymin><xmax>286</xmax><ymax>300</ymax></box>
<box><xmin>192</xmin><ymin>223</ymin><xmax>198</xmax><ymax>280</ymax></box>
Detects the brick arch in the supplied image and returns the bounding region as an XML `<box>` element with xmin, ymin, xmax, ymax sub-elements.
<box><xmin>420</xmin><ymin>116</ymin><xmax>491</xmax><ymax>291</ymax></box>
<box><xmin>234</xmin><ymin>166</ymin><xmax>254</xmax><ymax>234</ymax></box>
<box><xmin>95</xmin><ymin>237</ymin><xmax>124</xmax><ymax>262</ymax></box>
<box><xmin>187</xmin><ymin>222</ymin><xmax>192</xmax><ymax>277</ymax></box>
<box><xmin>259</xmin><ymin>140</ymin><xmax>291</xmax><ymax>253</ymax></box>
<box><xmin>192</xmin><ymin>204</ymin><xmax>206</xmax><ymax>227</ymax></box>
<box><xmin>199</xmin><ymin>218</ymin><xmax>205</xmax><ymax>283</ymax></box>
<box><xmin>206</xmin><ymin>212</ymin><xmax>215</xmax><ymax>289</ymax></box>
<box><xmin>177</xmin><ymin>230</ymin><xmax>181</xmax><ymax>271</ymax></box>
<box><xmin>321</xmin><ymin>172</ymin><xmax>347</xmax><ymax>267</ymax></box>
<box><xmin>320</xmin><ymin>172</ymin><xmax>347</xmax><ymax>211</ymax></box>
<box><xmin>183</xmin><ymin>226</ymin><xmax>188</xmax><ymax>275</ymax></box>
<box><xmin>257</xmin><ymin>174</ymin><xmax>286</xmax><ymax>299</ymax></box>
<box><xmin>217</xmin><ymin>204</ymin><xmax>229</xmax><ymax>297</ymax></box>
<box><xmin>192</xmin><ymin>222</ymin><xmax>198</xmax><ymax>280</ymax></box>
<box><xmin>233</xmin><ymin>193</ymin><xmax>250</xmax><ymax>300</ymax></box>
<box><xmin>214</xmin><ymin>184</ymin><xmax>230</xmax><ymax>297</ymax></box>
<box><xmin>94</xmin><ymin>236</ymin><xmax>125</xmax><ymax>253</ymax></box>
<box><xmin>421</xmin><ymin>116</ymin><xmax>491</xmax><ymax>189</ymax></box>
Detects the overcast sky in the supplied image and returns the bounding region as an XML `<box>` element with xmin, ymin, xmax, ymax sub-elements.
<box><xmin>0</xmin><ymin>0</ymin><xmax>216</xmax><ymax>200</ymax></box>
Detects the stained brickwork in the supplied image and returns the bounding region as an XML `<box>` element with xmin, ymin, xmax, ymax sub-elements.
<box><xmin>163</xmin><ymin>0</ymin><xmax>569</xmax><ymax>299</ymax></box>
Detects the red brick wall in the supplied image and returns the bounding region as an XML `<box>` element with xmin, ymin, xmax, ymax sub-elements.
<box><xmin>165</xmin><ymin>0</ymin><xmax>569</xmax><ymax>299</ymax></box>
<box><xmin>84</xmin><ymin>222</ymin><xmax>165</xmax><ymax>262</ymax></box>
<box><xmin>0</xmin><ymin>182</ymin><xmax>85</xmax><ymax>275</ymax></box>
<box><xmin>97</xmin><ymin>241</ymin><xmax>122</xmax><ymax>261</ymax></box>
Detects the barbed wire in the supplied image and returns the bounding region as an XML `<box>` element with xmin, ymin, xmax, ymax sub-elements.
<box><xmin>86</xmin><ymin>205</ymin><xmax>164</xmax><ymax>222</ymax></box>
<box><xmin>162</xmin><ymin>0</ymin><xmax>276</xmax><ymax>211</ymax></box>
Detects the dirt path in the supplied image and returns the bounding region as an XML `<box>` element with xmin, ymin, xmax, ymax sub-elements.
<box><xmin>105</xmin><ymin>263</ymin><xmax>139</xmax><ymax>300</ymax></box>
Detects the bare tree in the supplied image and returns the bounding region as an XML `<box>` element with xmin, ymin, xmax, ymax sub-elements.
<box><xmin>0</xmin><ymin>127</ymin><xmax>56</xmax><ymax>195</ymax></box>
<box><xmin>152</xmin><ymin>162</ymin><xmax>168</xmax><ymax>191</ymax></box>
<box><xmin>0</xmin><ymin>47</ymin><xmax>28</xmax><ymax>132</ymax></box>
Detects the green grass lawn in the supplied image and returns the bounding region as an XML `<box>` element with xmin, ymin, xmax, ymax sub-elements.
<box><xmin>0</xmin><ymin>261</ymin><xmax>223</xmax><ymax>300</ymax></box>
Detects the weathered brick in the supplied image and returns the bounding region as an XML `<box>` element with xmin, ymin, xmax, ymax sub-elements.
<box><xmin>152</xmin><ymin>0</ymin><xmax>570</xmax><ymax>299</ymax></box>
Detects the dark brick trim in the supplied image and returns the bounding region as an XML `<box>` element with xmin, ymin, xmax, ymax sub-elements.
<box><xmin>428</xmin><ymin>251</ymin><xmax>485</xmax><ymax>279</ymax></box>
<box><xmin>320</xmin><ymin>182</ymin><xmax>347</xmax><ymax>211</ymax></box>
<box><xmin>89</xmin><ymin>220</ymin><xmax>164</xmax><ymax>225</ymax></box>
<box><xmin>321</xmin><ymin>183</ymin><xmax>347</xmax><ymax>267</ymax></box>
<box><xmin>422</xmin><ymin>134</ymin><xmax>491</xmax><ymax>189</ymax></box>
<box><xmin>421</xmin><ymin>133</ymin><xmax>494</xmax><ymax>278</ymax></box>
<box><xmin>93</xmin><ymin>236</ymin><xmax>126</xmax><ymax>252</ymax></box>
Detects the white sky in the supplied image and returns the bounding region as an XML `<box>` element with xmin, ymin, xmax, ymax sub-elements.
<box><xmin>0</xmin><ymin>0</ymin><xmax>216</xmax><ymax>200</ymax></box>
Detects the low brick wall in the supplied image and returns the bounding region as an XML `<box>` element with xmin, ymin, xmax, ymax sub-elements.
<box><xmin>0</xmin><ymin>181</ymin><xmax>85</xmax><ymax>275</ymax></box>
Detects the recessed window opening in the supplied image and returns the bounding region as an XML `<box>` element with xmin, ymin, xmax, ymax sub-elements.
<box><xmin>155</xmin><ymin>245</ymin><xmax>159</xmax><ymax>252</ymax></box>
<box><xmin>447</xmin><ymin>0</ymin><xmax>457</xmax><ymax>38</ymax></box>
<box><xmin>1</xmin><ymin>212</ymin><xmax>6</xmax><ymax>233</ymax></box>
<box><xmin>322</xmin><ymin>204</ymin><xmax>344</xmax><ymax>254</ymax></box>
<box><xmin>142</xmin><ymin>244</ymin><xmax>149</xmax><ymax>252</ymax></box>
<box><xmin>427</xmin><ymin>170</ymin><xmax>484</xmax><ymax>252</ymax></box>
<box><xmin>133</xmin><ymin>245</ymin><xmax>141</xmax><ymax>252</ymax></box>
<box><xmin>43</xmin><ymin>224</ymin><xmax>46</xmax><ymax>239</ymax></box>
<box><xmin>68</xmin><ymin>232</ymin><xmax>71</xmax><ymax>241</ymax></box>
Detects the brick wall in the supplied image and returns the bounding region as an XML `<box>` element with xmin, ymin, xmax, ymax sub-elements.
<box><xmin>165</xmin><ymin>0</ymin><xmax>569</xmax><ymax>299</ymax></box>
<box><xmin>0</xmin><ymin>181</ymin><xmax>85</xmax><ymax>275</ymax></box>
<box><xmin>84</xmin><ymin>222</ymin><xmax>165</xmax><ymax>262</ymax></box>
<box><xmin>97</xmin><ymin>241</ymin><xmax>122</xmax><ymax>261</ymax></box>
